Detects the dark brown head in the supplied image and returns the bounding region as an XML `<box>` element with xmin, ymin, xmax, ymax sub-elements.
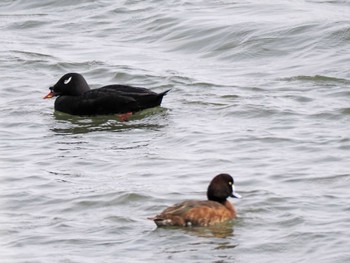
<box><xmin>207</xmin><ymin>173</ymin><xmax>241</xmax><ymax>204</ymax></box>
<box><xmin>44</xmin><ymin>73</ymin><xmax>90</xmax><ymax>98</ymax></box>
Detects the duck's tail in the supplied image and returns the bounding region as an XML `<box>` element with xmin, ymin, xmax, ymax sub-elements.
<box><xmin>156</xmin><ymin>89</ymin><xmax>171</xmax><ymax>105</ymax></box>
<box><xmin>158</xmin><ymin>89</ymin><xmax>171</xmax><ymax>97</ymax></box>
<box><xmin>147</xmin><ymin>216</ymin><xmax>171</xmax><ymax>227</ymax></box>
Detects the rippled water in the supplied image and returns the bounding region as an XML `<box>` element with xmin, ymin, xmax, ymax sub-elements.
<box><xmin>1</xmin><ymin>1</ymin><xmax>350</xmax><ymax>262</ymax></box>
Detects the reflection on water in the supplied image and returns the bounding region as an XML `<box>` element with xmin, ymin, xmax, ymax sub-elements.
<box><xmin>50</xmin><ymin>107</ymin><xmax>169</xmax><ymax>134</ymax></box>
<box><xmin>184</xmin><ymin>222</ymin><xmax>235</xmax><ymax>239</ymax></box>
<box><xmin>155</xmin><ymin>221</ymin><xmax>235</xmax><ymax>239</ymax></box>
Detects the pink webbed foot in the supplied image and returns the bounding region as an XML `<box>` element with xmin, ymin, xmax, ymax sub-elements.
<box><xmin>117</xmin><ymin>112</ymin><xmax>133</xmax><ymax>122</ymax></box>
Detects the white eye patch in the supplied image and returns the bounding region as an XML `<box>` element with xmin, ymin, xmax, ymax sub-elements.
<box><xmin>64</xmin><ymin>76</ymin><xmax>72</xmax><ymax>85</ymax></box>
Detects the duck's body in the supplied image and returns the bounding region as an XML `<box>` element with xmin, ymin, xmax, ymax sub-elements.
<box><xmin>44</xmin><ymin>73</ymin><xmax>169</xmax><ymax>116</ymax></box>
<box><xmin>150</xmin><ymin>174</ymin><xmax>241</xmax><ymax>227</ymax></box>
<box><xmin>152</xmin><ymin>200</ymin><xmax>236</xmax><ymax>227</ymax></box>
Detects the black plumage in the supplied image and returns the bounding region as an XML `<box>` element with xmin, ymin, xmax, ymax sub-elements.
<box><xmin>44</xmin><ymin>73</ymin><xmax>169</xmax><ymax>116</ymax></box>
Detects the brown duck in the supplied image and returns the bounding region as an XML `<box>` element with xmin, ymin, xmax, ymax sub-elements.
<box><xmin>149</xmin><ymin>173</ymin><xmax>241</xmax><ymax>227</ymax></box>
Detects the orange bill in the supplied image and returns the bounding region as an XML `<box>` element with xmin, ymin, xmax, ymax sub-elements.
<box><xmin>43</xmin><ymin>91</ymin><xmax>55</xmax><ymax>99</ymax></box>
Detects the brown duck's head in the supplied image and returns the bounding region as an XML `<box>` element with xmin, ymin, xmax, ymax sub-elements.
<box><xmin>207</xmin><ymin>173</ymin><xmax>241</xmax><ymax>204</ymax></box>
<box><xmin>43</xmin><ymin>73</ymin><xmax>90</xmax><ymax>98</ymax></box>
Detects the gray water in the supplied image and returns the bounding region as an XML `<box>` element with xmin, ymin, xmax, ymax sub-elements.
<box><xmin>1</xmin><ymin>1</ymin><xmax>350</xmax><ymax>262</ymax></box>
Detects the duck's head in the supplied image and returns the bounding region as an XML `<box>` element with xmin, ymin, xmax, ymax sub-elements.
<box><xmin>43</xmin><ymin>73</ymin><xmax>90</xmax><ymax>98</ymax></box>
<box><xmin>207</xmin><ymin>173</ymin><xmax>241</xmax><ymax>204</ymax></box>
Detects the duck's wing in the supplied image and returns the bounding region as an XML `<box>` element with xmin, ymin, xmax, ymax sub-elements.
<box><xmin>99</xmin><ymin>86</ymin><xmax>170</xmax><ymax>110</ymax></box>
<box><xmin>150</xmin><ymin>201</ymin><xmax>197</xmax><ymax>227</ymax></box>
<box><xmin>82</xmin><ymin>89</ymin><xmax>142</xmax><ymax>114</ymax></box>
<box><xmin>182</xmin><ymin>202</ymin><xmax>233</xmax><ymax>226</ymax></box>
<box><xmin>101</xmin><ymin>85</ymin><xmax>158</xmax><ymax>95</ymax></box>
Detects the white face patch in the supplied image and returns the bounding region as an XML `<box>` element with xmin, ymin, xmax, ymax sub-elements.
<box><xmin>64</xmin><ymin>76</ymin><xmax>72</xmax><ymax>85</ymax></box>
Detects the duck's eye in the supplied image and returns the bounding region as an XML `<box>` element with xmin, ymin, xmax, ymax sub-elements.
<box><xmin>64</xmin><ymin>76</ymin><xmax>72</xmax><ymax>85</ymax></box>
<box><xmin>228</xmin><ymin>181</ymin><xmax>232</xmax><ymax>185</ymax></box>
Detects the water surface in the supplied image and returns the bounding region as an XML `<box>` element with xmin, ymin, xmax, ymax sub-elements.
<box><xmin>1</xmin><ymin>1</ymin><xmax>350</xmax><ymax>262</ymax></box>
